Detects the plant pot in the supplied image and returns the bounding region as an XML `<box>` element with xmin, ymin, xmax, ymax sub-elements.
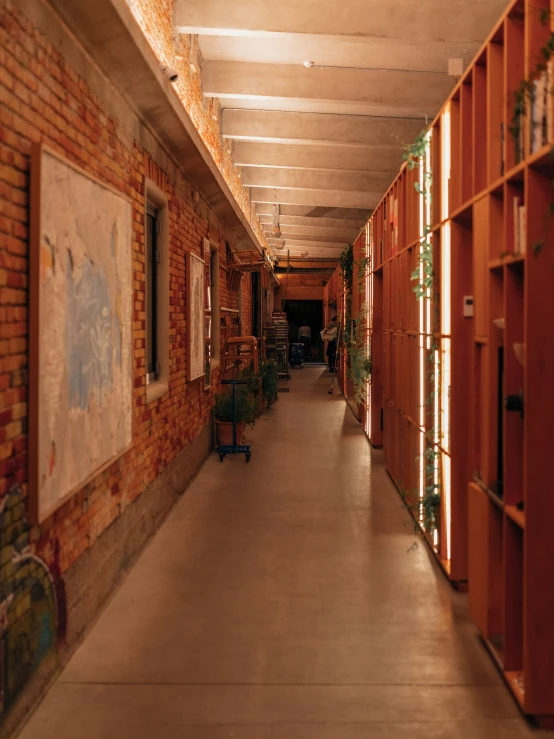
<box><xmin>216</xmin><ymin>420</ymin><xmax>245</xmax><ymax>447</ymax></box>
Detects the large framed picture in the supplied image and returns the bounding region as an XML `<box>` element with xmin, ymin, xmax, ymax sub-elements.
<box><xmin>29</xmin><ymin>144</ymin><xmax>133</xmax><ymax>523</ymax></box>
<box><xmin>186</xmin><ymin>250</ymin><xmax>205</xmax><ymax>382</ymax></box>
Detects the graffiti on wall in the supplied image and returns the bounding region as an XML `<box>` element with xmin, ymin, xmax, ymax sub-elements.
<box><xmin>0</xmin><ymin>488</ymin><xmax>63</xmax><ymax>715</ymax></box>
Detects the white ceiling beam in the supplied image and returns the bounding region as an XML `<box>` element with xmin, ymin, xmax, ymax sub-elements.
<box><xmin>205</xmin><ymin>62</ymin><xmax>452</xmax><ymax>116</ymax></box>
<box><xmin>223</xmin><ymin>110</ymin><xmax>424</xmax><ymax>149</ymax></box>
<box><xmin>250</xmin><ymin>186</ymin><xmax>379</xmax><ymax>209</ymax></box>
<box><xmin>262</xmin><ymin>224</ymin><xmax>359</xmax><ymax>239</ymax></box>
<box><xmin>254</xmin><ymin>203</ymin><xmax>370</xmax><ymax>220</ymax></box>
<box><xmin>175</xmin><ymin>0</ymin><xmax>508</xmax><ymax>43</ymax></box>
<box><xmin>198</xmin><ymin>35</ymin><xmax>481</xmax><ymax>74</ymax></box>
<box><xmin>242</xmin><ymin>167</ymin><xmax>394</xmax><ymax>193</ymax></box>
<box><xmin>268</xmin><ymin>237</ymin><xmax>348</xmax><ymax>248</ymax></box>
<box><xmin>258</xmin><ymin>214</ymin><xmax>363</xmax><ymax>231</ymax></box>
<box><xmin>234</xmin><ymin>142</ymin><xmax>401</xmax><ymax>173</ymax></box>
<box><xmin>267</xmin><ymin>231</ymin><xmax>351</xmax><ymax>244</ymax></box>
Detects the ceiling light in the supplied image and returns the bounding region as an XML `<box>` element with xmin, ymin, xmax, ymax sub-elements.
<box><xmin>300</xmin><ymin>250</ymin><xmax>309</xmax><ymax>258</ymax></box>
<box><xmin>303</xmin><ymin>61</ymin><xmax>315</xmax><ymax>68</ymax></box>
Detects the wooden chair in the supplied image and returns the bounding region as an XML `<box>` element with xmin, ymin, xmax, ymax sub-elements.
<box><xmin>223</xmin><ymin>336</ymin><xmax>259</xmax><ymax>377</ymax></box>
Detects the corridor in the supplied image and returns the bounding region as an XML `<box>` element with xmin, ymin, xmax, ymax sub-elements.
<box><xmin>19</xmin><ymin>369</ymin><xmax>541</xmax><ymax>739</ymax></box>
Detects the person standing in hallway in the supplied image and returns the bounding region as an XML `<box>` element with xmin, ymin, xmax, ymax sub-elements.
<box><xmin>298</xmin><ymin>320</ymin><xmax>311</xmax><ymax>362</ymax></box>
<box><xmin>324</xmin><ymin>315</ymin><xmax>338</xmax><ymax>372</ymax></box>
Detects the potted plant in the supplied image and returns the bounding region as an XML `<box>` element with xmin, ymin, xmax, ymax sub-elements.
<box><xmin>423</xmin><ymin>492</ymin><xmax>441</xmax><ymax>535</ymax></box>
<box><xmin>214</xmin><ymin>386</ymin><xmax>257</xmax><ymax>446</ymax></box>
<box><xmin>259</xmin><ymin>360</ymin><xmax>279</xmax><ymax>407</ymax></box>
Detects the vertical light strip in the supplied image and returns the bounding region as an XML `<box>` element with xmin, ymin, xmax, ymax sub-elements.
<box><xmin>366</xmin><ymin>224</ymin><xmax>372</xmax><ymax>436</ymax></box>
<box><xmin>425</xmin><ymin>133</ymin><xmax>432</xmax><ymax>351</ymax></box>
<box><xmin>418</xmin><ymin>150</ymin><xmax>425</xmax><ymax>507</ymax></box>
<box><xmin>441</xmin><ymin>109</ymin><xmax>452</xmax><ymax>562</ymax></box>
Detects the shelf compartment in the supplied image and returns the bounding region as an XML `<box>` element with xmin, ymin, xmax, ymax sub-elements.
<box><xmin>503</xmin><ymin>516</ymin><xmax>524</xmax><ymax>672</ymax></box>
<box><xmin>488</xmin><ymin>191</ymin><xmax>505</xmax><ymax>261</ymax></box>
<box><xmin>461</xmin><ymin>76</ymin><xmax>474</xmax><ymax>203</ymax></box>
<box><xmin>488</xmin><ymin>39</ymin><xmax>506</xmax><ymax>183</ymax></box>
<box><xmin>504</xmin><ymin>4</ymin><xmax>525</xmax><ymax>169</ymax></box>
<box><xmin>468</xmin><ymin>483</ymin><xmax>504</xmax><ymax>642</ymax></box>
<box><xmin>504</xmin><ymin>261</ymin><xmax>524</xmax><ymax>507</ymax></box>
<box><xmin>474</xmin><ymin>61</ymin><xmax>488</xmax><ymax>196</ymax></box>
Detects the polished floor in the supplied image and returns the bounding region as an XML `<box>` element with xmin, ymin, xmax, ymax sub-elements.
<box><xmin>19</xmin><ymin>368</ymin><xmax>548</xmax><ymax>738</ymax></box>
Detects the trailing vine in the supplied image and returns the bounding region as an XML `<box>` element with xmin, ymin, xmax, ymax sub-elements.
<box><xmin>400</xmin><ymin>130</ymin><xmax>442</xmax><ymax>538</ymax></box>
<box><xmin>510</xmin><ymin>9</ymin><xmax>554</xmax><ymax>164</ymax></box>
<box><xmin>338</xmin><ymin>242</ymin><xmax>372</xmax><ymax>406</ymax></box>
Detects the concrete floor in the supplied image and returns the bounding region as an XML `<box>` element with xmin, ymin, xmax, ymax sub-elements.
<box><xmin>19</xmin><ymin>368</ymin><xmax>549</xmax><ymax>738</ymax></box>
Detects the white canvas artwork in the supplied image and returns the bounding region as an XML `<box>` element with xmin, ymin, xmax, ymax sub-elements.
<box><xmin>31</xmin><ymin>146</ymin><xmax>133</xmax><ymax>522</ymax></box>
<box><xmin>187</xmin><ymin>251</ymin><xmax>205</xmax><ymax>382</ymax></box>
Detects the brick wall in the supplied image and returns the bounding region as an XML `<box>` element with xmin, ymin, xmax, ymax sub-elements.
<box><xmin>0</xmin><ymin>0</ymin><xmax>253</xmax><ymax>728</ymax></box>
<box><xmin>124</xmin><ymin>0</ymin><xmax>270</xmax><ymax>253</ymax></box>
<box><xmin>240</xmin><ymin>272</ymin><xmax>253</xmax><ymax>336</ymax></box>
<box><xmin>277</xmin><ymin>273</ymin><xmax>332</xmax><ymax>303</ymax></box>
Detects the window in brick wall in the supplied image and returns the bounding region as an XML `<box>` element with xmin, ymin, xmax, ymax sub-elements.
<box><xmin>145</xmin><ymin>180</ymin><xmax>169</xmax><ymax>404</ymax></box>
<box><xmin>210</xmin><ymin>243</ymin><xmax>220</xmax><ymax>364</ymax></box>
<box><xmin>146</xmin><ymin>202</ymin><xmax>160</xmax><ymax>382</ymax></box>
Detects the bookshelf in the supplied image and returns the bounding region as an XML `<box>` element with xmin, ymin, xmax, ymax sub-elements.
<box><xmin>363</xmin><ymin>0</ymin><xmax>554</xmax><ymax>724</ymax></box>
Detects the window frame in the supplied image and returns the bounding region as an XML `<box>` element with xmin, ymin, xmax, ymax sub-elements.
<box><xmin>144</xmin><ymin>180</ymin><xmax>169</xmax><ymax>405</ymax></box>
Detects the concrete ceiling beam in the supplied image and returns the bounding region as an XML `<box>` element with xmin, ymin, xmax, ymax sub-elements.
<box><xmin>175</xmin><ymin>0</ymin><xmax>508</xmax><ymax>43</ymax></box>
<box><xmin>268</xmin><ymin>238</ymin><xmax>348</xmax><ymax>249</ymax></box>
<box><xmin>223</xmin><ymin>110</ymin><xmax>424</xmax><ymax>149</ymax></box>
<box><xmin>254</xmin><ymin>203</ymin><xmax>371</xmax><ymax>220</ymax></box>
<box><xmin>198</xmin><ymin>35</ymin><xmax>483</xmax><ymax>74</ymax></box>
<box><xmin>266</xmin><ymin>231</ymin><xmax>352</xmax><ymax>244</ymax></box>
<box><xmin>263</xmin><ymin>224</ymin><xmax>359</xmax><ymax>240</ymax></box>
<box><xmin>242</xmin><ymin>166</ymin><xmax>394</xmax><ymax>193</ymax></box>
<box><xmin>204</xmin><ymin>61</ymin><xmax>453</xmax><ymax>113</ymax></box>
<box><xmin>250</xmin><ymin>186</ymin><xmax>379</xmax><ymax>209</ymax></box>
<box><xmin>234</xmin><ymin>142</ymin><xmax>402</xmax><ymax>173</ymax></box>
<box><xmin>258</xmin><ymin>214</ymin><xmax>364</xmax><ymax>231</ymax></box>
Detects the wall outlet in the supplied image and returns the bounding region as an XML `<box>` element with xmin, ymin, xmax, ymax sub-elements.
<box><xmin>463</xmin><ymin>295</ymin><xmax>474</xmax><ymax>317</ymax></box>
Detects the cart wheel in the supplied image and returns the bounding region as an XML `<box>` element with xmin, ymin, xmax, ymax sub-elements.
<box><xmin>245</xmin><ymin>453</ymin><xmax>251</xmax><ymax>463</ymax></box>
<box><xmin>219</xmin><ymin>453</ymin><xmax>224</xmax><ymax>462</ymax></box>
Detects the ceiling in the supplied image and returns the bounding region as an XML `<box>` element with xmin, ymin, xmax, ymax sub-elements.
<box><xmin>176</xmin><ymin>0</ymin><xmax>509</xmax><ymax>261</ymax></box>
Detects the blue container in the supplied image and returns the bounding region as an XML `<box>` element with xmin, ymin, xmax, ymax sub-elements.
<box><xmin>290</xmin><ymin>343</ymin><xmax>304</xmax><ymax>368</ymax></box>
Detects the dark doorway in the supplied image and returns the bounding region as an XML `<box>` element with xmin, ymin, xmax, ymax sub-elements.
<box><xmin>284</xmin><ymin>300</ymin><xmax>324</xmax><ymax>362</ymax></box>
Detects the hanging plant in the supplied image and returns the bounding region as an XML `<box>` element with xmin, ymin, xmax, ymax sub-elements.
<box><xmin>398</xmin><ymin>129</ymin><xmax>442</xmax><ymax>540</ymax></box>
<box><xmin>338</xmin><ymin>243</ymin><xmax>372</xmax><ymax>405</ymax></box>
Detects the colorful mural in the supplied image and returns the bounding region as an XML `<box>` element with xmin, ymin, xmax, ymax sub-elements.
<box><xmin>0</xmin><ymin>488</ymin><xmax>62</xmax><ymax>715</ymax></box>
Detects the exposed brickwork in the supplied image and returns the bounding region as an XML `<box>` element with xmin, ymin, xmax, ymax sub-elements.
<box><xmin>277</xmin><ymin>273</ymin><xmax>331</xmax><ymax>303</ymax></box>
<box><xmin>240</xmin><ymin>272</ymin><xmax>253</xmax><ymax>336</ymax></box>
<box><xmin>124</xmin><ymin>0</ymin><xmax>270</xmax><ymax>252</ymax></box>
<box><xmin>0</xmin><ymin>0</ymin><xmax>254</xmax><ymax>723</ymax></box>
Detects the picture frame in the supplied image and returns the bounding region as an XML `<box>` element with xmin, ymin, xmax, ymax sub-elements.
<box><xmin>29</xmin><ymin>143</ymin><xmax>133</xmax><ymax>523</ymax></box>
<box><xmin>186</xmin><ymin>250</ymin><xmax>205</xmax><ymax>382</ymax></box>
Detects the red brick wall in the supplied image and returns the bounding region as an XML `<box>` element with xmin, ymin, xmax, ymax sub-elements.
<box><xmin>241</xmin><ymin>272</ymin><xmax>253</xmax><ymax>335</ymax></box>
<box><xmin>277</xmin><ymin>273</ymin><xmax>333</xmax><ymax>303</ymax></box>
<box><xmin>124</xmin><ymin>0</ymin><xmax>271</xmax><ymax>252</ymax></box>
<box><xmin>0</xmin><ymin>0</ymin><xmax>251</xmax><ymax>722</ymax></box>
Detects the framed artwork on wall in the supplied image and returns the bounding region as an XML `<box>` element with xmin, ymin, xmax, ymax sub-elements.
<box><xmin>186</xmin><ymin>250</ymin><xmax>205</xmax><ymax>382</ymax></box>
<box><xmin>29</xmin><ymin>143</ymin><xmax>133</xmax><ymax>523</ymax></box>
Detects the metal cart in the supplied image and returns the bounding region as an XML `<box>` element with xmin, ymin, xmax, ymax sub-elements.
<box><xmin>218</xmin><ymin>379</ymin><xmax>252</xmax><ymax>463</ymax></box>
